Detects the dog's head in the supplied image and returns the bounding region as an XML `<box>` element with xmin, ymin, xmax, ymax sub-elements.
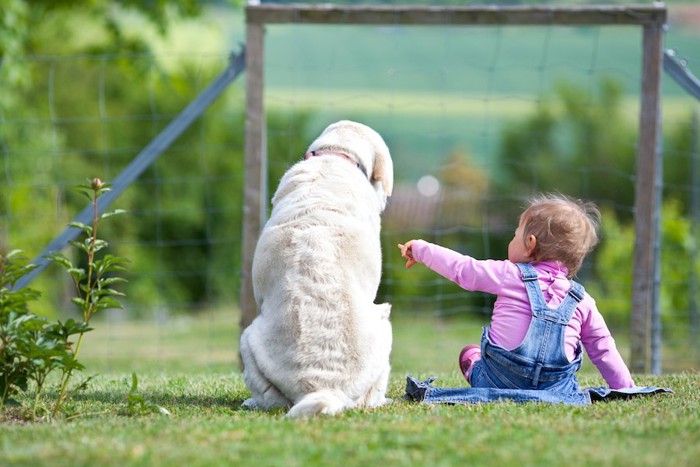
<box><xmin>307</xmin><ymin>120</ymin><xmax>394</xmax><ymax>210</ymax></box>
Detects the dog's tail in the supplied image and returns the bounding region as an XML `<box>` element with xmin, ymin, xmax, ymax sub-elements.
<box><xmin>287</xmin><ymin>389</ymin><xmax>354</xmax><ymax>418</ymax></box>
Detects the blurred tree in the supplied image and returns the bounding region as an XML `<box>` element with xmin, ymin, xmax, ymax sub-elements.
<box><xmin>498</xmin><ymin>78</ymin><xmax>637</xmax><ymax>215</ymax></box>
<box><xmin>1</xmin><ymin>1</ymin><xmax>313</xmax><ymax>315</ymax></box>
<box><xmin>436</xmin><ymin>149</ymin><xmax>490</xmax><ymax>230</ymax></box>
<box><xmin>662</xmin><ymin>112</ymin><xmax>698</xmax><ymax>217</ymax></box>
<box><xmin>0</xmin><ymin>0</ymin><xmax>202</xmax><ymax>108</ymax></box>
<box><xmin>588</xmin><ymin>201</ymin><xmax>699</xmax><ymax>336</ymax></box>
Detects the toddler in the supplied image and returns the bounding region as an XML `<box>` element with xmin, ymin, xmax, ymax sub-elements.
<box><xmin>398</xmin><ymin>193</ymin><xmax>635</xmax><ymax>392</ymax></box>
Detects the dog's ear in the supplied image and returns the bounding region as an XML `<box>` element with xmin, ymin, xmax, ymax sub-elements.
<box><xmin>371</xmin><ymin>142</ymin><xmax>394</xmax><ymax>203</ymax></box>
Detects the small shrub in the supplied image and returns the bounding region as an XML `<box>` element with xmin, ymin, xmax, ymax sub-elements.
<box><xmin>0</xmin><ymin>178</ymin><xmax>128</xmax><ymax>420</ymax></box>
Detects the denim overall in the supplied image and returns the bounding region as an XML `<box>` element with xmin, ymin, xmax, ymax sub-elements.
<box><xmin>407</xmin><ymin>262</ymin><xmax>593</xmax><ymax>405</ymax></box>
<box><xmin>468</xmin><ymin>262</ymin><xmax>585</xmax><ymax>393</ymax></box>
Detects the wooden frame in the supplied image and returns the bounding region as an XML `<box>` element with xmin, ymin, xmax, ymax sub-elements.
<box><xmin>241</xmin><ymin>3</ymin><xmax>667</xmax><ymax>373</ymax></box>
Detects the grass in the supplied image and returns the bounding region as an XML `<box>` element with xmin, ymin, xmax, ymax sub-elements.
<box><xmin>1</xmin><ymin>309</ymin><xmax>698</xmax><ymax>466</ymax></box>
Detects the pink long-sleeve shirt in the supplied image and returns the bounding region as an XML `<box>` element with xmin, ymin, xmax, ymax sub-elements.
<box><xmin>410</xmin><ymin>240</ymin><xmax>635</xmax><ymax>389</ymax></box>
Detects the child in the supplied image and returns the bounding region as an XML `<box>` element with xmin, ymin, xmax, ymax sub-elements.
<box><xmin>398</xmin><ymin>193</ymin><xmax>635</xmax><ymax>392</ymax></box>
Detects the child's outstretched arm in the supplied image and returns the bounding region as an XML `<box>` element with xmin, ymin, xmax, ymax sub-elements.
<box><xmin>397</xmin><ymin>240</ymin><xmax>420</xmax><ymax>269</ymax></box>
<box><xmin>397</xmin><ymin>239</ymin><xmax>507</xmax><ymax>295</ymax></box>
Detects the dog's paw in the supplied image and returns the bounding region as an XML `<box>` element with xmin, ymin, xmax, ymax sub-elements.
<box><xmin>241</xmin><ymin>398</ymin><xmax>262</xmax><ymax>410</ymax></box>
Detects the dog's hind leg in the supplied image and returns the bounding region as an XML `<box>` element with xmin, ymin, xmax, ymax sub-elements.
<box><xmin>240</xmin><ymin>369</ymin><xmax>290</xmax><ymax>410</ymax></box>
<box><xmin>240</xmin><ymin>330</ymin><xmax>291</xmax><ymax>410</ymax></box>
<box><xmin>359</xmin><ymin>363</ymin><xmax>392</xmax><ymax>408</ymax></box>
<box><xmin>241</xmin><ymin>383</ymin><xmax>289</xmax><ymax>411</ymax></box>
<box><xmin>355</xmin><ymin>303</ymin><xmax>392</xmax><ymax>409</ymax></box>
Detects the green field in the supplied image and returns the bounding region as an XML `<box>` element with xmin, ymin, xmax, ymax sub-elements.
<box><xmin>1</xmin><ymin>310</ymin><xmax>697</xmax><ymax>466</ymax></box>
<box><xmin>255</xmin><ymin>20</ymin><xmax>700</xmax><ymax>182</ymax></box>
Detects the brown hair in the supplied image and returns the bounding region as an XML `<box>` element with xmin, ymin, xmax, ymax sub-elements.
<box><xmin>519</xmin><ymin>193</ymin><xmax>601</xmax><ymax>278</ymax></box>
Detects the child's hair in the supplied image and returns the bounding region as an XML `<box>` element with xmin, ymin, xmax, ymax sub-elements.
<box><xmin>519</xmin><ymin>193</ymin><xmax>601</xmax><ymax>278</ymax></box>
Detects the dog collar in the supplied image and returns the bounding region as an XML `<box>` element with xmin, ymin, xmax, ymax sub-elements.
<box><xmin>304</xmin><ymin>150</ymin><xmax>367</xmax><ymax>176</ymax></box>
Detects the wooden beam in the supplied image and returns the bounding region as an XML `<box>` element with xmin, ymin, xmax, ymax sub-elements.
<box><xmin>247</xmin><ymin>4</ymin><xmax>667</xmax><ymax>26</ymax></box>
<box><xmin>240</xmin><ymin>19</ymin><xmax>266</xmax><ymax>338</ymax></box>
<box><xmin>631</xmin><ymin>21</ymin><xmax>664</xmax><ymax>374</ymax></box>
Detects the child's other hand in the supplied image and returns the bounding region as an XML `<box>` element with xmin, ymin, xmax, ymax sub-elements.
<box><xmin>398</xmin><ymin>241</ymin><xmax>417</xmax><ymax>269</ymax></box>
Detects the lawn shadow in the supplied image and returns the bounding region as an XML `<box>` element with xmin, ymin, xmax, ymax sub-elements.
<box><xmin>69</xmin><ymin>388</ymin><xmax>249</xmax><ymax>411</ymax></box>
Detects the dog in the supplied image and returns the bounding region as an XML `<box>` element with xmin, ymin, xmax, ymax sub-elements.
<box><xmin>239</xmin><ymin>120</ymin><xmax>394</xmax><ymax>418</ymax></box>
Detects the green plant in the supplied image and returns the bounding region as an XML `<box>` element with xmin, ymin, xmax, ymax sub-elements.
<box><xmin>0</xmin><ymin>251</ymin><xmax>85</xmax><ymax>419</ymax></box>
<box><xmin>46</xmin><ymin>178</ymin><xmax>128</xmax><ymax>417</ymax></box>
<box><xmin>0</xmin><ymin>178</ymin><xmax>128</xmax><ymax>421</ymax></box>
<box><xmin>122</xmin><ymin>372</ymin><xmax>171</xmax><ymax>417</ymax></box>
<box><xmin>0</xmin><ymin>251</ymin><xmax>42</xmax><ymax>410</ymax></box>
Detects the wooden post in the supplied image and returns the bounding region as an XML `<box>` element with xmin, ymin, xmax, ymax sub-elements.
<box><xmin>240</xmin><ymin>18</ymin><xmax>266</xmax><ymax>337</ymax></box>
<box><xmin>631</xmin><ymin>20</ymin><xmax>664</xmax><ymax>374</ymax></box>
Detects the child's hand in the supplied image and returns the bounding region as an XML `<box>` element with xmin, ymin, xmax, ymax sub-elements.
<box><xmin>397</xmin><ymin>241</ymin><xmax>417</xmax><ymax>269</ymax></box>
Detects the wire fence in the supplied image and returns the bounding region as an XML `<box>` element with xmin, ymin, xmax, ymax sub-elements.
<box><xmin>242</xmin><ymin>3</ymin><xmax>699</xmax><ymax>375</ymax></box>
<box><xmin>1</xmin><ymin>6</ymin><xmax>699</xmax><ymax>374</ymax></box>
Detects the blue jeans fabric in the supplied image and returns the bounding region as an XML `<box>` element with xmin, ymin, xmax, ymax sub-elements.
<box><xmin>405</xmin><ymin>376</ymin><xmax>591</xmax><ymax>405</ymax></box>
<box><xmin>469</xmin><ymin>263</ymin><xmax>585</xmax><ymax>393</ymax></box>
<box><xmin>404</xmin><ymin>376</ymin><xmax>672</xmax><ymax>405</ymax></box>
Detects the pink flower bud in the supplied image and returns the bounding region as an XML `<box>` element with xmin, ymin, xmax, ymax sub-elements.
<box><xmin>91</xmin><ymin>178</ymin><xmax>104</xmax><ymax>191</ymax></box>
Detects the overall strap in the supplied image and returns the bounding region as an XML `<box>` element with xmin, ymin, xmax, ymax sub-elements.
<box><xmin>556</xmin><ymin>280</ymin><xmax>585</xmax><ymax>324</ymax></box>
<box><xmin>516</xmin><ymin>263</ymin><xmax>586</xmax><ymax>324</ymax></box>
<box><xmin>515</xmin><ymin>262</ymin><xmax>547</xmax><ymax>316</ymax></box>
<box><xmin>517</xmin><ymin>262</ymin><xmax>539</xmax><ymax>281</ymax></box>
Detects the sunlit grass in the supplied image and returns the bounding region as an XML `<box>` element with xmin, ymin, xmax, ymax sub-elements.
<box><xmin>267</xmin><ymin>88</ymin><xmax>695</xmax><ymax>121</ymax></box>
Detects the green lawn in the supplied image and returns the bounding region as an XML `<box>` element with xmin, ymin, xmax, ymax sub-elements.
<box><xmin>2</xmin><ymin>309</ymin><xmax>697</xmax><ymax>466</ymax></box>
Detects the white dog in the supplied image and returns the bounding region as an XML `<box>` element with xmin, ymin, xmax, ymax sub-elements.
<box><xmin>239</xmin><ymin>120</ymin><xmax>394</xmax><ymax>418</ymax></box>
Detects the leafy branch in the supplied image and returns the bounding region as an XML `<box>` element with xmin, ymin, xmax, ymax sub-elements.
<box><xmin>47</xmin><ymin>178</ymin><xmax>128</xmax><ymax>418</ymax></box>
